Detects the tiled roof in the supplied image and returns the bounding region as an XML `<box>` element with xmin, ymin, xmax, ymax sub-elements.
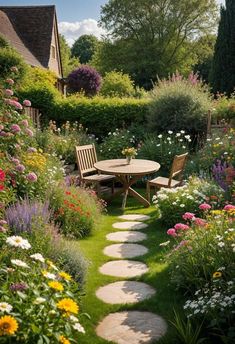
<box><xmin>0</xmin><ymin>5</ymin><xmax>55</xmax><ymax>68</ymax></box>
<box><xmin>0</xmin><ymin>9</ymin><xmax>42</xmax><ymax>67</ymax></box>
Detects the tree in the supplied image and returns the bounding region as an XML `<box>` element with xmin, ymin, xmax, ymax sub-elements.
<box><xmin>59</xmin><ymin>34</ymin><xmax>79</xmax><ymax>77</ymax></box>
<box><xmin>0</xmin><ymin>46</ymin><xmax>27</xmax><ymax>86</ymax></box>
<box><xmin>97</xmin><ymin>0</ymin><xmax>218</xmax><ymax>88</ymax></box>
<box><xmin>71</xmin><ymin>35</ymin><xmax>98</xmax><ymax>64</ymax></box>
<box><xmin>67</xmin><ymin>65</ymin><xmax>102</xmax><ymax>96</ymax></box>
<box><xmin>211</xmin><ymin>0</ymin><xmax>235</xmax><ymax>95</ymax></box>
<box><xmin>101</xmin><ymin>71</ymin><xmax>135</xmax><ymax>97</ymax></box>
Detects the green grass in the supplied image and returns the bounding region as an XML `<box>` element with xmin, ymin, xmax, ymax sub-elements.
<box><xmin>76</xmin><ymin>190</ymin><xmax>186</xmax><ymax>343</ymax></box>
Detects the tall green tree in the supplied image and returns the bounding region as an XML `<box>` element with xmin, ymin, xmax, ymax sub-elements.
<box><xmin>71</xmin><ymin>35</ymin><xmax>98</xmax><ymax>64</ymax></box>
<box><xmin>97</xmin><ymin>0</ymin><xmax>218</xmax><ymax>88</ymax></box>
<box><xmin>59</xmin><ymin>34</ymin><xmax>79</xmax><ymax>77</ymax></box>
<box><xmin>211</xmin><ymin>0</ymin><xmax>235</xmax><ymax>95</ymax></box>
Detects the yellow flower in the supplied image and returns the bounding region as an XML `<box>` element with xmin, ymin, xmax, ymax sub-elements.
<box><xmin>59</xmin><ymin>335</ymin><xmax>70</xmax><ymax>344</ymax></box>
<box><xmin>213</xmin><ymin>271</ymin><xmax>222</xmax><ymax>278</ymax></box>
<box><xmin>59</xmin><ymin>271</ymin><xmax>72</xmax><ymax>281</ymax></box>
<box><xmin>0</xmin><ymin>315</ymin><xmax>19</xmax><ymax>336</ymax></box>
<box><xmin>48</xmin><ymin>281</ymin><xmax>64</xmax><ymax>291</ymax></box>
<box><xmin>46</xmin><ymin>260</ymin><xmax>58</xmax><ymax>270</ymax></box>
<box><xmin>56</xmin><ymin>298</ymin><xmax>79</xmax><ymax>315</ymax></box>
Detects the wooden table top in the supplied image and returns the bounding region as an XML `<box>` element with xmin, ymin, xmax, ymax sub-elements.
<box><xmin>94</xmin><ymin>159</ymin><xmax>160</xmax><ymax>176</ymax></box>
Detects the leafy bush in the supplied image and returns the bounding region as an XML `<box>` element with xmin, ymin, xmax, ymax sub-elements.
<box><xmin>138</xmin><ymin>130</ymin><xmax>191</xmax><ymax>175</ymax></box>
<box><xmin>154</xmin><ymin>177</ymin><xmax>224</xmax><ymax>226</ymax></box>
<box><xmin>50</xmin><ymin>186</ymin><xmax>105</xmax><ymax>238</ymax></box>
<box><xmin>0</xmin><ymin>232</ymin><xmax>85</xmax><ymax>343</ymax></box>
<box><xmin>214</xmin><ymin>93</ymin><xmax>235</xmax><ymax>122</ymax></box>
<box><xmin>162</xmin><ymin>206</ymin><xmax>235</xmax><ymax>340</ymax></box>
<box><xmin>100</xmin><ymin>71</ymin><xmax>135</xmax><ymax>97</ymax></box>
<box><xmin>99</xmin><ymin>129</ymin><xmax>137</xmax><ymax>159</ymax></box>
<box><xmin>148</xmin><ymin>72</ymin><xmax>212</xmax><ymax>141</ymax></box>
<box><xmin>49</xmin><ymin>95</ymin><xmax>149</xmax><ymax>138</ymax></box>
<box><xmin>67</xmin><ymin>65</ymin><xmax>102</xmax><ymax>96</ymax></box>
<box><xmin>0</xmin><ymin>47</ymin><xmax>27</xmax><ymax>86</ymax></box>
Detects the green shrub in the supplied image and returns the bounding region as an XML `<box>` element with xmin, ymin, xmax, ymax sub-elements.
<box><xmin>138</xmin><ymin>131</ymin><xmax>191</xmax><ymax>175</ymax></box>
<box><xmin>154</xmin><ymin>177</ymin><xmax>224</xmax><ymax>226</ymax></box>
<box><xmin>0</xmin><ymin>47</ymin><xmax>27</xmax><ymax>85</ymax></box>
<box><xmin>214</xmin><ymin>93</ymin><xmax>235</xmax><ymax>122</ymax></box>
<box><xmin>100</xmin><ymin>71</ymin><xmax>135</xmax><ymax>97</ymax></box>
<box><xmin>49</xmin><ymin>95</ymin><xmax>150</xmax><ymax>138</ymax></box>
<box><xmin>148</xmin><ymin>72</ymin><xmax>212</xmax><ymax>141</ymax></box>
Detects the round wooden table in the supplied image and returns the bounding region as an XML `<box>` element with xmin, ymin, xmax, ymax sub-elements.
<box><xmin>94</xmin><ymin>159</ymin><xmax>160</xmax><ymax>209</ymax></box>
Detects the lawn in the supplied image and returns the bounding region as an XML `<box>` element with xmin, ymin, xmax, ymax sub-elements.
<box><xmin>77</xmin><ymin>190</ymin><xmax>186</xmax><ymax>343</ymax></box>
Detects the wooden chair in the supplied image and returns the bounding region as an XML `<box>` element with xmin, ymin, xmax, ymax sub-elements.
<box><xmin>147</xmin><ymin>153</ymin><xmax>188</xmax><ymax>202</ymax></box>
<box><xmin>75</xmin><ymin>144</ymin><xmax>115</xmax><ymax>196</ymax></box>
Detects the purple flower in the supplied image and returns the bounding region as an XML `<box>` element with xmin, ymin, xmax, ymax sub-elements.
<box><xmin>12</xmin><ymin>158</ymin><xmax>20</xmax><ymax>165</ymax></box>
<box><xmin>23</xmin><ymin>99</ymin><xmax>31</xmax><ymax>107</ymax></box>
<box><xmin>11</xmin><ymin>124</ymin><xmax>21</xmax><ymax>133</ymax></box>
<box><xmin>15</xmin><ymin>164</ymin><xmax>25</xmax><ymax>173</ymax></box>
<box><xmin>4</xmin><ymin>89</ymin><xmax>14</xmax><ymax>97</ymax></box>
<box><xmin>27</xmin><ymin>147</ymin><xmax>37</xmax><ymax>153</ymax></box>
<box><xmin>10</xmin><ymin>282</ymin><xmax>28</xmax><ymax>292</ymax></box>
<box><xmin>26</xmin><ymin>172</ymin><xmax>37</xmax><ymax>182</ymax></box>
<box><xmin>19</xmin><ymin>119</ymin><xmax>28</xmax><ymax>127</ymax></box>
<box><xmin>25</xmin><ymin>128</ymin><xmax>34</xmax><ymax>137</ymax></box>
<box><xmin>0</xmin><ymin>131</ymin><xmax>7</xmax><ymax>137</ymax></box>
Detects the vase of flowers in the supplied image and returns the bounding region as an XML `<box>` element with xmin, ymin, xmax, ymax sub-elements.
<box><xmin>122</xmin><ymin>147</ymin><xmax>137</xmax><ymax>164</ymax></box>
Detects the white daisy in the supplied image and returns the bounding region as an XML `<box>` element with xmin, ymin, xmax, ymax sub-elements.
<box><xmin>6</xmin><ymin>236</ymin><xmax>31</xmax><ymax>250</ymax></box>
<box><xmin>0</xmin><ymin>302</ymin><xmax>13</xmax><ymax>313</ymax></box>
<box><xmin>11</xmin><ymin>259</ymin><xmax>29</xmax><ymax>268</ymax></box>
<box><xmin>168</xmin><ymin>130</ymin><xmax>173</xmax><ymax>134</ymax></box>
<box><xmin>158</xmin><ymin>134</ymin><xmax>163</xmax><ymax>139</ymax></box>
<box><xmin>34</xmin><ymin>297</ymin><xmax>46</xmax><ymax>304</ymax></box>
<box><xmin>73</xmin><ymin>322</ymin><xmax>85</xmax><ymax>333</ymax></box>
<box><xmin>42</xmin><ymin>271</ymin><xmax>56</xmax><ymax>280</ymax></box>
<box><xmin>30</xmin><ymin>253</ymin><xmax>45</xmax><ymax>263</ymax></box>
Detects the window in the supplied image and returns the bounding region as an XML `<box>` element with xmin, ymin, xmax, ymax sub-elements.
<box><xmin>51</xmin><ymin>45</ymin><xmax>56</xmax><ymax>59</ymax></box>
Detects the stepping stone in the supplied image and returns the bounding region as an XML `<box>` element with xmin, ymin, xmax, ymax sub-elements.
<box><xmin>103</xmin><ymin>243</ymin><xmax>148</xmax><ymax>258</ymax></box>
<box><xmin>119</xmin><ymin>214</ymin><xmax>150</xmax><ymax>221</ymax></box>
<box><xmin>96</xmin><ymin>281</ymin><xmax>156</xmax><ymax>304</ymax></box>
<box><xmin>99</xmin><ymin>260</ymin><xmax>148</xmax><ymax>278</ymax></box>
<box><xmin>96</xmin><ymin>311</ymin><xmax>167</xmax><ymax>344</ymax></box>
<box><xmin>112</xmin><ymin>221</ymin><xmax>148</xmax><ymax>230</ymax></box>
<box><xmin>106</xmin><ymin>231</ymin><xmax>147</xmax><ymax>243</ymax></box>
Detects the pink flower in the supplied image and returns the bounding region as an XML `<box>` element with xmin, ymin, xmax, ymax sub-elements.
<box><xmin>194</xmin><ymin>217</ymin><xmax>207</xmax><ymax>227</ymax></box>
<box><xmin>23</xmin><ymin>99</ymin><xmax>31</xmax><ymax>107</ymax></box>
<box><xmin>14</xmin><ymin>144</ymin><xmax>21</xmax><ymax>150</ymax></box>
<box><xmin>6</xmin><ymin>78</ymin><xmax>14</xmax><ymax>85</ymax></box>
<box><xmin>27</xmin><ymin>147</ymin><xmax>37</xmax><ymax>153</ymax></box>
<box><xmin>25</xmin><ymin>128</ymin><xmax>34</xmax><ymax>137</ymax></box>
<box><xmin>174</xmin><ymin>223</ymin><xmax>190</xmax><ymax>231</ymax></box>
<box><xmin>0</xmin><ymin>226</ymin><xmax>7</xmax><ymax>233</ymax></box>
<box><xmin>12</xmin><ymin>158</ymin><xmax>20</xmax><ymax>165</ymax></box>
<box><xmin>182</xmin><ymin>212</ymin><xmax>195</xmax><ymax>220</ymax></box>
<box><xmin>26</xmin><ymin>172</ymin><xmax>37</xmax><ymax>182</ymax></box>
<box><xmin>4</xmin><ymin>89</ymin><xmax>14</xmax><ymax>97</ymax></box>
<box><xmin>15</xmin><ymin>164</ymin><xmax>25</xmax><ymax>173</ymax></box>
<box><xmin>0</xmin><ymin>125</ymin><xmax>4</xmax><ymax>131</ymax></box>
<box><xmin>0</xmin><ymin>220</ymin><xmax>7</xmax><ymax>225</ymax></box>
<box><xmin>11</xmin><ymin>124</ymin><xmax>21</xmax><ymax>133</ymax></box>
<box><xmin>10</xmin><ymin>66</ymin><xmax>18</xmax><ymax>73</ymax></box>
<box><xmin>199</xmin><ymin>203</ymin><xmax>211</xmax><ymax>211</ymax></box>
<box><xmin>223</xmin><ymin>204</ymin><xmax>235</xmax><ymax>211</ymax></box>
<box><xmin>167</xmin><ymin>228</ymin><xmax>177</xmax><ymax>237</ymax></box>
<box><xmin>0</xmin><ymin>131</ymin><xmax>6</xmax><ymax>137</ymax></box>
<box><xmin>12</xmin><ymin>100</ymin><xmax>23</xmax><ymax>110</ymax></box>
<box><xmin>19</xmin><ymin>119</ymin><xmax>28</xmax><ymax>127</ymax></box>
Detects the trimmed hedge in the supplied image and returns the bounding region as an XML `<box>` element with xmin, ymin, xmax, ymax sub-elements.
<box><xmin>48</xmin><ymin>96</ymin><xmax>150</xmax><ymax>138</ymax></box>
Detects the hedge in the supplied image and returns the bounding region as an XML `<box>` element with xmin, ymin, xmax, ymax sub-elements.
<box><xmin>48</xmin><ymin>96</ymin><xmax>150</xmax><ymax>138</ymax></box>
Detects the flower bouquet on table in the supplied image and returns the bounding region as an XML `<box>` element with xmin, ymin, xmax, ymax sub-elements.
<box><xmin>122</xmin><ymin>147</ymin><xmax>137</xmax><ymax>164</ymax></box>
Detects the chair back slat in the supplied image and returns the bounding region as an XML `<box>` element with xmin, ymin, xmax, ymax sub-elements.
<box><xmin>75</xmin><ymin>144</ymin><xmax>97</xmax><ymax>178</ymax></box>
<box><xmin>168</xmin><ymin>153</ymin><xmax>188</xmax><ymax>187</ymax></box>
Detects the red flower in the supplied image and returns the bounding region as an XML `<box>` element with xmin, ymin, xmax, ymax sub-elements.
<box><xmin>0</xmin><ymin>184</ymin><xmax>4</xmax><ymax>191</ymax></box>
<box><xmin>65</xmin><ymin>191</ymin><xmax>71</xmax><ymax>195</ymax></box>
<box><xmin>0</xmin><ymin>169</ymin><xmax>5</xmax><ymax>182</ymax></box>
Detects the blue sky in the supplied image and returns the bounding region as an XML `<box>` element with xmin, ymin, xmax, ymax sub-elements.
<box><xmin>0</xmin><ymin>0</ymin><xmax>226</xmax><ymax>45</ymax></box>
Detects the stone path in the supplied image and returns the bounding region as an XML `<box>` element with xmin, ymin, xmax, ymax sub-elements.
<box><xmin>96</xmin><ymin>281</ymin><xmax>156</xmax><ymax>304</ymax></box>
<box><xmin>103</xmin><ymin>243</ymin><xmax>148</xmax><ymax>258</ymax></box>
<box><xmin>112</xmin><ymin>221</ymin><xmax>148</xmax><ymax>230</ymax></box>
<box><xmin>97</xmin><ymin>213</ymin><xmax>167</xmax><ymax>343</ymax></box>
<box><xmin>106</xmin><ymin>231</ymin><xmax>147</xmax><ymax>243</ymax></box>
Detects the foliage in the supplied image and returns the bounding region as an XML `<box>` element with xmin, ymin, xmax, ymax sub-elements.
<box><xmin>59</xmin><ymin>34</ymin><xmax>80</xmax><ymax>77</ymax></box>
<box><xmin>98</xmin><ymin>0</ymin><xmax>218</xmax><ymax>88</ymax></box>
<box><xmin>154</xmin><ymin>177</ymin><xmax>224</xmax><ymax>226</ymax></box>
<box><xmin>67</xmin><ymin>65</ymin><xmax>102</xmax><ymax>96</ymax></box>
<box><xmin>0</xmin><ymin>47</ymin><xmax>27</xmax><ymax>86</ymax></box>
<box><xmin>50</xmin><ymin>186</ymin><xmax>105</xmax><ymax>238</ymax></box>
<box><xmin>48</xmin><ymin>95</ymin><xmax>149</xmax><ymax>138</ymax></box>
<box><xmin>100</xmin><ymin>71</ymin><xmax>135</xmax><ymax>97</ymax></box>
<box><xmin>0</xmin><ymin>232</ymin><xmax>85</xmax><ymax>343</ymax></box>
<box><xmin>211</xmin><ymin>0</ymin><xmax>235</xmax><ymax>95</ymax></box>
<box><xmin>99</xmin><ymin>129</ymin><xmax>137</xmax><ymax>159</ymax></box>
<box><xmin>214</xmin><ymin>93</ymin><xmax>235</xmax><ymax>122</ymax></box>
<box><xmin>0</xmin><ymin>35</ymin><xmax>9</xmax><ymax>48</ymax></box>
<box><xmin>71</xmin><ymin>35</ymin><xmax>99</xmax><ymax>64</ymax></box>
<box><xmin>138</xmin><ymin>131</ymin><xmax>191</xmax><ymax>175</ymax></box>
<box><xmin>36</xmin><ymin>120</ymin><xmax>94</xmax><ymax>165</ymax></box>
<box><xmin>25</xmin><ymin>67</ymin><xmax>57</xmax><ymax>87</ymax></box>
<box><xmin>162</xmin><ymin>207</ymin><xmax>235</xmax><ymax>340</ymax></box>
<box><xmin>148</xmin><ymin>72</ymin><xmax>212</xmax><ymax>140</ymax></box>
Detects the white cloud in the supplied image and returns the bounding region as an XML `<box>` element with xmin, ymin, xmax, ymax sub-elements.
<box><xmin>58</xmin><ymin>19</ymin><xmax>106</xmax><ymax>46</ymax></box>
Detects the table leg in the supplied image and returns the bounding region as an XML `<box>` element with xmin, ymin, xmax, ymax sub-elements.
<box><xmin>128</xmin><ymin>187</ymin><xmax>150</xmax><ymax>207</ymax></box>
